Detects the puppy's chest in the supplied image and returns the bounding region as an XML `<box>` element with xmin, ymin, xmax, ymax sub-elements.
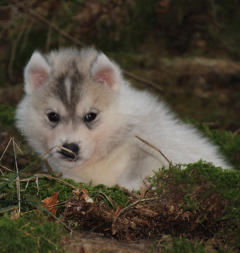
<box><xmin>67</xmin><ymin>143</ymin><xmax>133</xmax><ymax>186</ymax></box>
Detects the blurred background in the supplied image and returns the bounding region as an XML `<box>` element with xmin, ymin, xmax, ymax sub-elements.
<box><xmin>0</xmin><ymin>0</ymin><xmax>240</xmax><ymax>132</ymax></box>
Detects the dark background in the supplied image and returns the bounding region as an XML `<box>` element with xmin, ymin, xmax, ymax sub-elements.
<box><xmin>0</xmin><ymin>0</ymin><xmax>240</xmax><ymax>131</ymax></box>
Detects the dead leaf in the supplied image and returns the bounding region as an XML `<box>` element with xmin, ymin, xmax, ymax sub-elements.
<box><xmin>41</xmin><ymin>192</ymin><xmax>59</xmax><ymax>216</ymax></box>
<box><xmin>10</xmin><ymin>209</ymin><xmax>20</xmax><ymax>220</ymax></box>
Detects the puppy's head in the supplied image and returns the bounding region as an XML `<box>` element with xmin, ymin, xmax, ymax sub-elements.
<box><xmin>16</xmin><ymin>48</ymin><xmax>128</xmax><ymax>172</ymax></box>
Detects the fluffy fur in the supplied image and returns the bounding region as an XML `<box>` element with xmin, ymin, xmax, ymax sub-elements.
<box><xmin>16</xmin><ymin>48</ymin><xmax>231</xmax><ymax>190</ymax></box>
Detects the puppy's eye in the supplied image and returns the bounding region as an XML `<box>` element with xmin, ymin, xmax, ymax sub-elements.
<box><xmin>47</xmin><ymin>112</ymin><xmax>60</xmax><ymax>123</ymax></box>
<box><xmin>84</xmin><ymin>112</ymin><xmax>97</xmax><ymax>123</ymax></box>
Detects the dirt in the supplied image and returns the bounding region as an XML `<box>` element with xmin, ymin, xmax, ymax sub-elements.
<box><xmin>61</xmin><ymin>232</ymin><xmax>154</xmax><ymax>253</ymax></box>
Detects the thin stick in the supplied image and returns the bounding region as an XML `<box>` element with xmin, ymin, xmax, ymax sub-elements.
<box><xmin>123</xmin><ymin>70</ymin><xmax>163</xmax><ymax>92</ymax></box>
<box><xmin>0</xmin><ymin>164</ymin><xmax>14</xmax><ymax>172</ymax></box>
<box><xmin>0</xmin><ymin>137</ymin><xmax>12</xmax><ymax>162</ymax></box>
<box><xmin>96</xmin><ymin>191</ymin><xmax>116</xmax><ymax>209</ymax></box>
<box><xmin>232</xmin><ymin>128</ymin><xmax>240</xmax><ymax>139</ymax></box>
<box><xmin>35</xmin><ymin>177</ymin><xmax>39</xmax><ymax>196</ymax></box>
<box><xmin>13</xmin><ymin>138</ymin><xmax>21</xmax><ymax>213</ymax></box>
<box><xmin>12</xmin><ymin>1</ymin><xmax>85</xmax><ymax>47</ymax></box>
<box><xmin>135</xmin><ymin>135</ymin><xmax>172</xmax><ymax>166</ymax></box>
<box><xmin>8</xmin><ymin>17</ymin><xmax>26</xmax><ymax>82</ymax></box>
<box><xmin>20</xmin><ymin>173</ymin><xmax>78</xmax><ymax>190</ymax></box>
<box><xmin>14</xmin><ymin>140</ymin><xmax>23</xmax><ymax>154</ymax></box>
<box><xmin>112</xmin><ymin>197</ymin><xmax>159</xmax><ymax>233</ymax></box>
<box><xmin>0</xmin><ymin>205</ymin><xmax>19</xmax><ymax>214</ymax></box>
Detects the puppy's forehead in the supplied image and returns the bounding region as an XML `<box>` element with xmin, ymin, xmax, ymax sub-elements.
<box><xmin>50</xmin><ymin>61</ymin><xmax>84</xmax><ymax>115</ymax></box>
<box><xmin>47</xmin><ymin>48</ymin><xmax>98</xmax><ymax>113</ymax></box>
<box><xmin>44</xmin><ymin>50</ymin><xmax>113</xmax><ymax>119</ymax></box>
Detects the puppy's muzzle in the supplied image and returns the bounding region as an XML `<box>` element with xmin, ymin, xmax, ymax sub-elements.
<box><xmin>58</xmin><ymin>143</ymin><xmax>79</xmax><ymax>160</ymax></box>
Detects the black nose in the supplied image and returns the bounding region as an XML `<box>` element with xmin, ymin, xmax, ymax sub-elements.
<box><xmin>59</xmin><ymin>143</ymin><xmax>79</xmax><ymax>159</ymax></box>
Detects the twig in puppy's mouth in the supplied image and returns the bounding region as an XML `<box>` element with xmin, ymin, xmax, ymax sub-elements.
<box><xmin>57</xmin><ymin>145</ymin><xmax>77</xmax><ymax>161</ymax></box>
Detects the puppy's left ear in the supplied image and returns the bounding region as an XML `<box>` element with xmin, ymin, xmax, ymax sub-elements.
<box><xmin>24</xmin><ymin>51</ymin><xmax>51</xmax><ymax>94</ymax></box>
<box><xmin>91</xmin><ymin>53</ymin><xmax>122</xmax><ymax>89</ymax></box>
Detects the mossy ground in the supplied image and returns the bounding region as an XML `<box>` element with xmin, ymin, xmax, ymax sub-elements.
<box><xmin>2</xmin><ymin>161</ymin><xmax>239</xmax><ymax>252</ymax></box>
<box><xmin>0</xmin><ymin>103</ymin><xmax>240</xmax><ymax>252</ymax></box>
<box><xmin>1</xmin><ymin>139</ymin><xmax>240</xmax><ymax>252</ymax></box>
<box><xmin>0</xmin><ymin>213</ymin><xmax>65</xmax><ymax>253</ymax></box>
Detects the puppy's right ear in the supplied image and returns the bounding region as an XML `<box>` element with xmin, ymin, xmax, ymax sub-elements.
<box><xmin>24</xmin><ymin>51</ymin><xmax>50</xmax><ymax>94</ymax></box>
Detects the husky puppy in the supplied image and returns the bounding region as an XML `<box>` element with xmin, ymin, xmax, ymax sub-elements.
<box><xmin>16</xmin><ymin>48</ymin><xmax>230</xmax><ymax>190</ymax></box>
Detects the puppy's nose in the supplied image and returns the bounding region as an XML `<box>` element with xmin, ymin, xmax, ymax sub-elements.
<box><xmin>59</xmin><ymin>143</ymin><xmax>79</xmax><ymax>159</ymax></box>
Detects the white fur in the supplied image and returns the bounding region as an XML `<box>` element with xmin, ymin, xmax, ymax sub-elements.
<box><xmin>16</xmin><ymin>48</ymin><xmax>231</xmax><ymax>190</ymax></box>
<box><xmin>24</xmin><ymin>51</ymin><xmax>51</xmax><ymax>94</ymax></box>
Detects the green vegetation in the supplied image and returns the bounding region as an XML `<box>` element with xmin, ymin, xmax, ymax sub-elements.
<box><xmin>1</xmin><ymin>158</ymin><xmax>240</xmax><ymax>251</ymax></box>
<box><xmin>0</xmin><ymin>173</ymin><xmax>130</xmax><ymax>252</ymax></box>
<box><xmin>187</xmin><ymin>120</ymin><xmax>240</xmax><ymax>170</ymax></box>
<box><xmin>160</xmin><ymin>237</ymin><xmax>210</xmax><ymax>253</ymax></box>
<box><xmin>0</xmin><ymin>213</ymin><xmax>65</xmax><ymax>253</ymax></box>
<box><xmin>146</xmin><ymin>161</ymin><xmax>240</xmax><ymax>251</ymax></box>
<box><xmin>0</xmin><ymin>104</ymin><xmax>15</xmax><ymax>127</ymax></box>
<box><xmin>198</xmin><ymin>124</ymin><xmax>240</xmax><ymax>170</ymax></box>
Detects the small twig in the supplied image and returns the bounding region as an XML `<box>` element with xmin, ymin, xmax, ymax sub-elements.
<box><xmin>45</xmin><ymin>21</ymin><xmax>52</xmax><ymax>51</ymax></box>
<box><xmin>13</xmin><ymin>140</ymin><xmax>23</xmax><ymax>154</ymax></box>
<box><xmin>0</xmin><ymin>144</ymin><xmax>75</xmax><ymax>191</ymax></box>
<box><xmin>135</xmin><ymin>135</ymin><xmax>172</xmax><ymax>166</ymax></box>
<box><xmin>123</xmin><ymin>70</ymin><xmax>163</xmax><ymax>93</ymax></box>
<box><xmin>41</xmin><ymin>235</ymin><xmax>59</xmax><ymax>250</ymax></box>
<box><xmin>20</xmin><ymin>173</ymin><xmax>78</xmax><ymax>190</ymax></box>
<box><xmin>0</xmin><ymin>164</ymin><xmax>14</xmax><ymax>172</ymax></box>
<box><xmin>232</xmin><ymin>128</ymin><xmax>240</xmax><ymax>139</ymax></box>
<box><xmin>35</xmin><ymin>176</ymin><xmax>39</xmax><ymax>196</ymax></box>
<box><xmin>13</xmin><ymin>138</ymin><xmax>21</xmax><ymax>213</ymax></box>
<box><xmin>112</xmin><ymin>197</ymin><xmax>159</xmax><ymax>234</ymax></box>
<box><xmin>57</xmin><ymin>145</ymin><xmax>76</xmax><ymax>159</ymax></box>
<box><xmin>25</xmin><ymin>179</ymin><xmax>30</xmax><ymax>190</ymax></box>
<box><xmin>12</xmin><ymin>0</ymin><xmax>85</xmax><ymax>47</ymax></box>
<box><xmin>8</xmin><ymin>17</ymin><xmax>27</xmax><ymax>83</ymax></box>
<box><xmin>43</xmin><ymin>201</ymin><xmax>67</xmax><ymax>209</ymax></box>
<box><xmin>0</xmin><ymin>137</ymin><xmax>12</xmax><ymax>162</ymax></box>
<box><xmin>96</xmin><ymin>191</ymin><xmax>116</xmax><ymax>209</ymax></box>
<box><xmin>0</xmin><ymin>205</ymin><xmax>19</xmax><ymax>214</ymax></box>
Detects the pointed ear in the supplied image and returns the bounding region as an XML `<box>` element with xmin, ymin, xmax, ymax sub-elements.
<box><xmin>91</xmin><ymin>53</ymin><xmax>122</xmax><ymax>89</ymax></box>
<box><xmin>24</xmin><ymin>51</ymin><xmax>50</xmax><ymax>94</ymax></box>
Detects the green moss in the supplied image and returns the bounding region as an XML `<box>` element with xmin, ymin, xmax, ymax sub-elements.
<box><xmin>149</xmin><ymin>161</ymin><xmax>240</xmax><ymax>249</ymax></box>
<box><xmin>0</xmin><ymin>104</ymin><xmax>15</xmax><ymax>127</ymax></box>
<box><xmin>188</xmin><ymin>120</ymin><xmax>240</xmax><ymax>170</ymax></box>
<box><xmin>152</xmin><ymin>161</ymin><xmax>240</xmax><ymax>208</ymax></box>
<box><xmin>0</xmin><ymin>173</ymin><xmax>129</xmax><ymax>215</ymax></box>
<box><xmin>0</xmin><ymin>213</ymin><xmax>65</xmax><ymax>253</ymax></box>
<box><xmin>1</xmin><ymin>176</ymin><xmax>74</xmax><ymax>213</ymax></box>
<box><xmin>160</xmin><ymin>237</ymin><xmax>210</xmax><ymax>253</ymax></box>
<box><xmin>85</xmin><ymin>184</ymin><xmax>129</xmax><ymax>208</ymax></box>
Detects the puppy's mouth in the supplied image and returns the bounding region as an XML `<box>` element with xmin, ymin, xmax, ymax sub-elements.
<box><xmin>57</xmin><ymin>147</ymin><xmax>80</xmax><ymax>162</ymax></box>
